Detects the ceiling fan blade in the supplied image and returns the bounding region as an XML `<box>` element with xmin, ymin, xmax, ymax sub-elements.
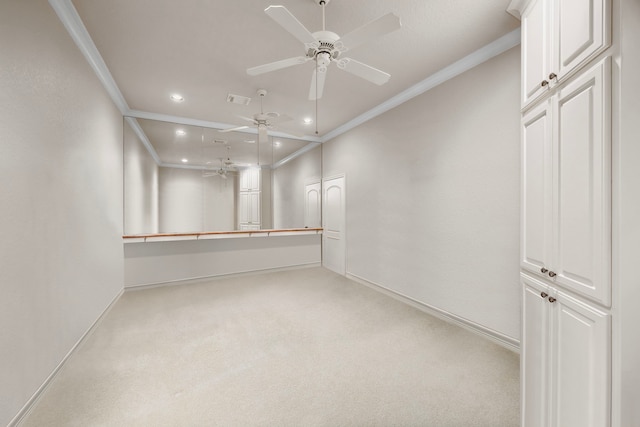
<box><xmin>335</xmin><ymin>13</ymin><xmax>401</xmax><ymax>52</ymax></box>
<box><xmin>258</xmin><ymin>125</ymin><xmax>268</xmax><ymax>144</ymax></box>
<box><xmin>247</xmin><ymin>56</ymin><xmax>310</xmax><ymax>76</ymax></box>
<box><xmin>237</xmin><ymin>115</ymin><xmax>257</xmax><ymax>124</ymax></box>
<box><xmin>265</xmin><ymin>5</ymin><xmax>317</xmax><ymax>45</ymax></box>
<box><xmin>309</xmin><ymin>68</ymin><xmax>327</xmax><ymax>100</ymax></box>
<box><xmin>218</xmin><ymin>125</ymin><xmax>249</xmax><ymax>133</ymax></box>
<box><xmin>336</xmin><ymin>58</ymin><xmax>390</xmax><ymax>85</ymax></box>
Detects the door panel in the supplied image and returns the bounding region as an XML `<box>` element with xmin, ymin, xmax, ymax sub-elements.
<box><xmin>556</xmin><ymin>0</ymin><xmax>610</xmax><ymax>79</ymax></box>
<box><xmin>554</xmin><ymin>58</ymin><xmax>611</xmax><ymax>306</ymax></box>
<box><xmin>552</xmin><ymin>291</ymin><xmax>611</xmax><ymax>427</ymax></box>
<box><xmin>304</xmin><ymin>182</ymin><xmax>321</xmax><ymax>228</ymax></box>
<box><xmin>521</xmin><ymin>275</ymin><xmax>551</xmax><ymax>427</ymax></box>
<box><xmin>323</xmin><ymin>176</ymin><xmax>345</xmax><ymax>275</ymax></box>
<box><xmin>522</xmin><ymin>0</ymin><xmax>550</xmax><ymax>106</ymax></box>
<box><xmin>521</xmin><ymin>100</ymin><xmax>553</xmax><ymax>276</ymax></box>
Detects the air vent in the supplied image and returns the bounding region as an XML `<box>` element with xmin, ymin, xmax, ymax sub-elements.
<box><xmin>226</xmin><ymin>93</ymin><xmax>251</xmax><ymax>105</ymax></box>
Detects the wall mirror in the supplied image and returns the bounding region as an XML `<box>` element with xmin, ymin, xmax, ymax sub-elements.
<box><xmin>123</xmin><ymin>117</ymin><xmax>322</xmax><ymax>235</ymax></box>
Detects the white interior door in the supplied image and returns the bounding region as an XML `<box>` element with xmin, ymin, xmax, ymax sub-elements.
<box><xmin>304</xmin><ymin>181</ymin><xmax>321</xmax><ymax>228</ymax></box>
<box><xmin>323</xmin><ymin>175</ymin><xmax>345</xmax><ymax>275</ymax></box>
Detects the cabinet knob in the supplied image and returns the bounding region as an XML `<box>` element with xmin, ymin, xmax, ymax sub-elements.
<box><xmin>541</xmin><ymin>80</ymin><xmax>549</xmax><ymax>87</ymax></box>
<box><xmin>549</xmin><ymin>72</ymin><xmax>557</xmax><ymax>80</ymax></box>
<box><xmin>548</xmin><ymin>297</ymin><xmax>557</xmax><ymax>303</ymax></box>
<box><xmin>541</xmin><ymin>267</ymin><xmax>548</xmax><ymax>274</ymax></box>
<box><xmin>540</xmin><ymin>292</ymin><xmax>548</xmax><ymax>299</ymax></box>
<box><xmin>548</xmin><ymin>271</ymin><xmax>557</xmax><ymax>278</ymax></box>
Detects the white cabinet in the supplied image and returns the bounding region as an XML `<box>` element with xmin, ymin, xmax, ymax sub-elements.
<box><xmin>521</xmin><ymin>57</ymin><xmax>611</xmax><ymax>306</ymax></box>
<box><xmin>521</xmin><ymin>0</ymin><xmax>610</xmax><ymax>107</ymax></box>
<box><xmin>238</xmin><ymin>191</ymin><xmax>260</xmax><ymax>229</ymax></box>
<box><xmin>238</xmin><ymin>168</ymin><xmax>261</xmax><ymax>229</ymax></box>
<box><xmin>521</xmin><ymin>273</ymin><xmax>610</xmax><ymax>427</ymax></box>
<box><xmin>239</xmin><ymin>167</ymin><xmax>260</xmax><ymax>191</ymax></box>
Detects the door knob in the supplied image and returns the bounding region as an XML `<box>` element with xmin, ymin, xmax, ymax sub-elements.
<box><xmin>549</xmin><ymin>72</ymin><xmax>557</xmax><ymax>80</ymax></box>
<box><xmin>541</xmin><ymin>267</ymin><xmax>548</xmax><ymax>274</ymax></box>
<box><xmin>540</xmin><ymin>292</ymin><xmax>548</xmax><ymax>298</ymax></box>
<box><xmin>548</xmin><ymin>271</ymin><xmax>557</xmax><ymax>278</ymax></box>
<box><xmin>541</xmin><ymin>80</ymin><xmax>549</xmax><ymax>87</ymax></box>
<box><xmin>548</xmin><ymin>297</ymin><xmax>557</xmax><ymax>303</ymax></box>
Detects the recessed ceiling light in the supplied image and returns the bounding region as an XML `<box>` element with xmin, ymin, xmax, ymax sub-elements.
<box><xmin>181</xmin><ymin>158</ymin><xmax>188</xmax><ymax>163</ymax></box>
<box><xmin>274</xmin><ymin>141</ymin><xmax>281</xmax><ymax>147</ymax></box>
<box><xmin>176</xmin><ymin>129</ymin><xmax>186</xmax><ymax>136</ymax></box>
<box><xmin>170</xmin><ymin>94</ymin><xmax>184</xmax><ymax>102</ymax></box>
<box><xmin>303</xmin><ymin>117</ymin><xmax>313</xmax><ymax>125</ymax></box>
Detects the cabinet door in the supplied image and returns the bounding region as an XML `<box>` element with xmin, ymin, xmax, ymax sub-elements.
<box><xmin>553</xmin><ymin>57</ymin><xmax>611</xmax><ymax>306</ymax></box>
<box><xmin>521</xmin><ymin>100</ymin><xmax>553</xmax><ymax>276</ymax></box>
<box><xmin>248</xmin><ymin>191</ymin><xmax>260</xmax><ymax>224</ymax></box>
<box><xmin>521</xmin><ymin>274</ymin><xmax>552</xmax><ymax>427</ymax></box>
<box><xmin>521</xmin><ymin>0</ymin><xmax>552</xmax><ymax>106</ymax></box>
<box><xmin>238</xmin><ymin>191</ymin><xmax>261</xmax><ymax>225</ymax></box>
<box><xmin>550</xmin><ymin>289</ymin><xmax>611</xmax><ymax>427</ymax></box>
<box><xmin>240</xmin><ymin>168</ymin><xmax>260</xmax><ymax>191</ymax></box>
<box><xmin>553</xmin><ymin>0</ymin><xmax>610</xmax><ymax>81</ymax></box>
<box><xmin>238</xmin><ymin>192</ymin><xmax>250</xmax><ymax>224</ymax></box>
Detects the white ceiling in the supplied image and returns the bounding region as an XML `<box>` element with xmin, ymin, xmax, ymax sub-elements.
<box><xmin>63</xmin><ymin>0</ymin><xmax>519</xmax><ymax>164</ymax></box>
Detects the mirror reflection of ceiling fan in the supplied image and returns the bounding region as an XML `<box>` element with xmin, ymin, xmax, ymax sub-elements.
<box><xmin>202</xmin><ymin>146</ymin><xmax>245</xmax><ymax>179</ymax></box>
<box><xmin>247</xmin><ymin>0</ymin><xmax>401</xmax><ymax>100</ymax></box>
<box><xmin>219</xmin><ymin>89</ymin><xmax>302</xmax><ymax>143</ymax></box>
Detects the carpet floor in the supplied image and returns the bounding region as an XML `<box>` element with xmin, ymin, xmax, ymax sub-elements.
<box><xmin>21</xmin><ymin>267</ymin><xmax>519</xmax><ymax>426</ymax></box>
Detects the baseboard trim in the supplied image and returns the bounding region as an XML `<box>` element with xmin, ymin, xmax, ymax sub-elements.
<box><xmin>346</xmin><ymin>272</ymin><xmax>520</xmax><ymax>353</ymax></box>
<box><xmin>125</xmin><ymin>262</ymin><xmax>322</xmax><ymax>291</ymax></box>
<box><xmin>9</xmin><ymin>287</ymin><xmax>124</xmax><ymax>427</ymax></box>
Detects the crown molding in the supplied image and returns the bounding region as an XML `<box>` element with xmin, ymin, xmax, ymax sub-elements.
<box><xmin>48</xmin><ymin>0</ymin><xmax>129</xmax><ymax>114</ymax></box>
<box><xmin>320</xmin><ymin>27</ymin><xmax>521</xmax><ymax>143</ymax></box>
<box><xmin>506</xmin><ymin>0</ymin><xmax>530</xmax><ymax>19</ymax></box>
<box><xmin>272</xmin><ymin>141</ymin><xmax>321</xmax><ymax>169</ymax></box>
<box><xmin>123</xmin><ymin>117</ymin><xmax>162</xmax><ymax>165</ymax></box>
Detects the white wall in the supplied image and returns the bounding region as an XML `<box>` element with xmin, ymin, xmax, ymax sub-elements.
<box><xmin>273</xmin><ymin>146</ymin><xmax>322</xmax><ymax>229</ymax></box>
<box><xmin>159</xmin><ymin>167</ymin><xmax>204</xmax><ymax>232</ymax></box>
<box><xmin>124</xmin><ymin>235</ymin><xmax>321</xmax><ymax>287</ymax></box>
<box><xmin>124</xmin><ymin>120</ymin><xmax>159</xmax><ymax>234</ymax></box>
<box><xmin>203</xmin><ymin>172</ymin><xmax>235</xmax><ymax>231</ymax></box>
<box><xmin>0</xmin><ymin>1</ymin><xmax>124</xmax><ymax>425</ymax></box>
<box><xmin>261</xmin><ymin>168</ymin><xmax>272</xmax><ymax>229</ymax></box>
<box><xmin>322</xmin><ymin>47</ymin><xmax>521</xmax><ymax>340</ymax></box>
<box><xmin>159</xmin><ymin>167</ymin><xmax>236</xmax><ymax>233</ymax></box>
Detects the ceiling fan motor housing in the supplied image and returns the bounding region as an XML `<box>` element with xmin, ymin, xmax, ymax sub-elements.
<box><xmin>307</xmin><ymin>30</ymin><xmax>343</xmax><ymax>70</ymax></box>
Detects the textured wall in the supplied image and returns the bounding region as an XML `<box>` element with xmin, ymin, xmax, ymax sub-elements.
<box><xmin>273</xmin><ymin>146</ymin><xmax>322</xmax><ymax>229</ymax></box>
<box><xmin>0</xmin><ymin>1</ymin><xmax>124</xmax><ymax>425</ymax></box>
<box><xmin>322</xmin><ymin>47</ymin><xmax>521</xmax><ymax>339</ymax></box>
<box><xmin>124</xmin><ymin>235</ymin><xmax>321</xmax><ymax>287</ymax></box>
<box><xmin>124</xmin><ymin>119</ymin><xmax>159</xmax><ymax>234</ymax></box>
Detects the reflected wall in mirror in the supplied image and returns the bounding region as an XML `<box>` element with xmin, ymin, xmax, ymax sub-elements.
<box><xmin>123</xmin><ymin>117</ymin><xmax>321</xmax><ymax>235</ymax></box>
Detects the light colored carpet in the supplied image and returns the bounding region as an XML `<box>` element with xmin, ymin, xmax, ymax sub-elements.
<box><xmin>21</xmin><ymin>267</ymin><xmax>519</xmax><ymax>426</ymax></box>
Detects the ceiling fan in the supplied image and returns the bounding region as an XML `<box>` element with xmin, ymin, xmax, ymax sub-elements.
<box><xmin>219</xmin><ymin>89</ymin><xmax>302</xmax><ymax>142</ymax></box>
<box><xmin>247</xmin><ymin>0</ymin><xmax>401</xmax><ymax>100</ymax></box>
<box><xmin>202</xmin><ymin>147</ymin><xmax>242</xmax><ymax>179</ymax></box>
